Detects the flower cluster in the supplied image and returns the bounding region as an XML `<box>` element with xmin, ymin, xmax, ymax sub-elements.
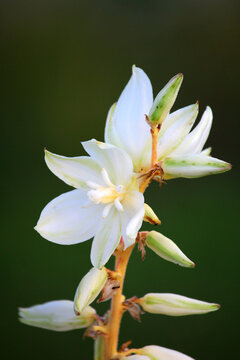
<box><xmin>19</xmin><ymin>66</ymin><xmax>231</xmax><ymax>360</ymax></box>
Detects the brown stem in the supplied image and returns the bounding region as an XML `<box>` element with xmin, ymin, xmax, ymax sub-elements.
<box><xmin>103</xmin><ymin>243</ymin><xmax>135</xmax><ymax>359</ymax></box>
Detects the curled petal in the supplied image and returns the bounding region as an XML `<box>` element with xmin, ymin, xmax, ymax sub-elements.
<box><xmin>19</xmin><ymin>300</ymin><xmax>96</xmax><ymax>331</ymax></box>
<box><xmin>157</xmin><ymin>103</ymin><xmax>199</xmax><ymax>160</ymax></box>
<box><xmin>162</xmin><ymin>154</ymin><xmax>231</xmax><ymax>179</ymax></box>
<box><xmin>35</xmin><ymin>190</ymin><xmax>101</xmax><ymax>245</ymax></box>
<box><xmin>82</xmin><ymin>139</ymin><xmax>133</xmax><ymax>186</ymax></box>
<box><xmin>171</xmin><ymin>106</ymin><xmax>213</xmax><ymax>156</ymax></box>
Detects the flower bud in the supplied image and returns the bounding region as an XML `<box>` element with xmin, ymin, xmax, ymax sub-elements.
<box><xmin>139</xmin><ymin>345</ymin><xmax>194</xmax><ymax>360</ymax></box>
<box><xmin>144</xmin><ymin>204</ymin><xmax>161</xmax><ymax>225</ymax></box>
<box><xmin>74</xmin><ymin>267</ymin><xmax>108</xmax><ymax>314</ymax></box>
<box><xmin>94</xmin><ymin>336</ymin><xmax>104</xmax><ymax>360</ymax></box>
<box><xmin>146</xmin><ymin>231</ymin><xmax>194</xmax><ymax>268</ymax></box>
<box><xmin>148</xmin><ymin>74</ymin><xmax>183</xmax><ymax>126</ymax></box>
<box><xmin>18</xmin><ymin>300</ymin><xmax>95</xmax><ymax>331</ymax></box>
<box><xmin>139</xmin><ymin>293</ymin><xmax>220</xmax><ymax>316</ymax></box>
<box><xmin>162</xmin><ymin>154</ymin><xmax>231</xmax><ymax>179</ymax></box>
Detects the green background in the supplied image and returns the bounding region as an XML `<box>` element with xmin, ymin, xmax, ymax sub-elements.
<box><xmin>2</xmin><ymin>0</ymin><xmax>239</xmax><ymax>359</ymax></box>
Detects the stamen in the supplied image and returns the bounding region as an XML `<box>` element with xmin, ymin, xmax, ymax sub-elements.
<box><xmin>86</xmin><ymin>181</ymin><xmax>101</xmax><ymax>189</ymax></box>
<box><xmin>116</xmin><ymin>185</ymin><xmax>124</xmax><ymax>193</ymax></box>
<box><xmin>102</xmin><ymin>203</ymin><xmax>113</xmax><ymax>218</ymax></box>
<box><xmin>114</xmin><ymin>197</ymin><xmax>124</xmax><ymax>212</ymax></box>
<box><xmin>101</xmin><ymin>168</ymin><xmax>114</xmax><ymax>187</ymax></box>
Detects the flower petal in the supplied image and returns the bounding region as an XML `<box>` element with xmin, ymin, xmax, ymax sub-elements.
<box><xmin>171</xmin><ymin>106</ymin><xmax>213</xmax><ymax>156</ymax></box>
<box><xmin>91</xmin><ymin>208</ymin><xmax>122</xmax><ymax>268</ymax></box>
<box><xmin>104</xmin><ymin>103</ymin><xmax>125</xmax><ymax>149</ymax></box>
<box><xmin>107</xmin><ymin>66</ymin><xmax>153</xmax><ymax>169</ymax></box>
<box><xmin>82</xmin><ymin>139</ymin><xmax>133</xmax><ymax>186</ymax></box>
<box><xmin>19</xmin><ymin>300</ymin><xmax>96</xmax><ymax>331</ymax></box>
<box><xmin>162</xmin><ymin>154</ymin><xmax>231</xmax><ymax>179</ymax></box>
<box><xmin>121</xmin><ymin>190</ymin><xmax>145</xmax><ymax>249</ymax></box>
<box><xmin>35</xmin><ymin>190</ymin><xmax>101</xmax><ymax>244</ymax></box>
<box><xmin>157</xmin><ymin>103</ymin><xmax>199</xmax><ymax>160</ymax></box>
<box><xmin>200</xmin><ymin>147</ymin><xmax>212</xmax><ymax>156</ymax></box>
<box><xmin>45</xmin><ymin>150</ymin><xmax>103</xmax><ymax>189</ymax></box>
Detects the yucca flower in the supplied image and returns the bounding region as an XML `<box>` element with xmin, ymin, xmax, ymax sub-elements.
<box><xmin>35</xmin><ymin>139</ymin><xmax>145</xmax><ymax>268</ymax></box>
<box><xmin>105</xmin><ymin>66</ymin><xmax>231</xmax><ymax>179</ymax></box>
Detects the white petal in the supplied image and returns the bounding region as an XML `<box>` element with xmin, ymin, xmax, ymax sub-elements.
<box><xmin>19</xmin><ymin>300</ymin><xmax>96</xmax><ymax>331</ymax></box>
<box><xmin>82</xmin><ymin>139</ymin><xmax>133</xmax><ymax>186</ymax></box>
<box><xmin>141</xmin><ymin>345</ymin><xmax>194</xmax><ymax>360</ymax></box>
<box><xmin>104</xmin><ymin>103</ymin><xmax>124</xmax><ymax>149</ymax></box>
<box><xmin>108</xmin><ymin>66</ymin><xmax>153</xmax><ymax>169</ymax></box>
<box><xmin>35</xmin><ymin>190</ymin><xmax>101</xmax><ymax>244</ymax></box>
<box><xmin>121</xmin><ymin>190</ymin><xmax>145</xmax><ymax>249</ymax></box>
<box><xmin>45</xmin><ymin>150</ymin><xmax>103</xmax><ymax>189</ymax></box>
<box><xmin>162</xmin><ymin>154</ymin><xmax>231</xmax><ymax>179</ymax></box>
<box><xmin>171</xmin><ymin>106</ymin><xmax>213</xmax><ymax>156</ymax></box>
<box><xmin>157</xmin><ymin>103</ymin><xmax>199</xmax><ymax>160</ymax></box>
<box><xmin>200</xmin><ymin>147</ymin><xmax>212</xmax><ymax>156</ymax></box>
<box><xmin>91</xmin><ymin>208</ymin><xmax>122</xmax><ymax>268</ymax></box>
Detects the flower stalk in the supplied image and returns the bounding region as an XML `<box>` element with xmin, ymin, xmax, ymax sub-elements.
<box><xmin>104</xmin><ymin>242</ymin><xmax>135</xmax><ymax>359</ymax></box>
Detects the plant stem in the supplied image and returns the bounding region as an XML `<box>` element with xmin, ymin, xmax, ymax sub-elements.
<box><xmin>104</xmin><ymin>243</ymin><xmax>134</xmax><ymax>360</ymax></box>
<box><xmin>151</xmin><ymin>125</ymin><xmax>160</xmax><ymax>167</ymax></box>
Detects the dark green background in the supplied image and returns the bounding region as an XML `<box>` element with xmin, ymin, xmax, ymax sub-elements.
<box><xmin>2</xmin><ymin>0</ymin><xmax>239</xmax><ymax>359</ymax></box>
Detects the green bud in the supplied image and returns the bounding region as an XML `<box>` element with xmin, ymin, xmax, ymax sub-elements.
<box><xmin>148</xmin><ymin>74</ymin><xmax>183</xmax><ymax>125</ymax></box>
<box><xmin>74</xmin><ymin>267</ymin><xmax>108</xmax><ymax>314</ymax></box>
<box><xmin>144</xmin><ymin>204</ymin><xmax>161</xmax><ymax>225</ymax></box>
<box><xmin>146</xmin><ymin>231</ymin><xmax>194</xmax><ymax>268</ymax></box>
<box><xmin>139</xmin><ymin>293</ymin><xmax>220</xmax><ymax>316</ymax></box>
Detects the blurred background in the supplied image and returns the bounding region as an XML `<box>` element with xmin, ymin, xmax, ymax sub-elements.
<box><xmin>1</xmin><ymin>0</ymin><xmax>239</xmax><ymax>359</ymax></box>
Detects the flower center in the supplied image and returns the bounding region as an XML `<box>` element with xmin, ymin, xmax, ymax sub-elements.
<box><xmin>86</xmin><ymin>168</ymin><xmax>126</xmax><ymax>218</ymax></box>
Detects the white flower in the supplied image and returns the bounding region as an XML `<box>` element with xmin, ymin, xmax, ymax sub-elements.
<box><xmin>105</xmin><ymin>66</ymin><xmax>231</xmax><ymax>178</ymax></box>
<box><xmin>35</xmin><ymin>139</ymin><xmax>145</xmax><ymax>268</ymax></box>
<box><xmin>19</xmin><ymin>300</ymin><xmax>95</xmax><ymax>331</ymax></box>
